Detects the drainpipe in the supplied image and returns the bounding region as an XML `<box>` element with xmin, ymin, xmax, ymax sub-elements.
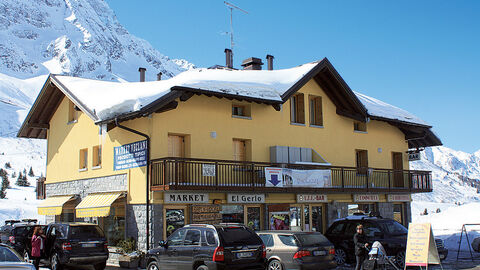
<box><xmin>114</xmin><ymin>118</ymin><xmax>151</xmax><ymax>250</ymax></box>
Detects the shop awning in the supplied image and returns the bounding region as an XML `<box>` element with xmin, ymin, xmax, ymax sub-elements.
<box><xmin>75</xmin><ymin>192</ymin><xmax>124</xmax><ymax>218</ymax></box>
<box><xmin>38</xmin><ymin>195</ymin><xmax>75</xmax><ymax>215</ymax></box>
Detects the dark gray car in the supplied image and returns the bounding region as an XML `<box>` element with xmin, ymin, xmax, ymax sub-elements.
<box><xmin>257</xmin><ymin>231</ymin><xmax>336</xmax><ymax>270</ymax></box>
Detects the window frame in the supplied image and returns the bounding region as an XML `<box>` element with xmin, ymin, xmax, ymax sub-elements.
<box><xmin>68</xmin><ymin>101</ymin><xmax>79</xmax><ymax>124</ymax></box>
<box><xmin>92</xmin><ymin>145</ymin><xmax>102</xmax><ymax>169</ymax></box>
<box><xmin>355</xmin><ymin>149</ymin><xmax>369</xmax><ymax>175</ymax></box>
<box><xmin>290</xmin><ymin>93</ymin><xmax>305</xmax><ymax>125</ymax></box>
<box><xmin>354</xmin><ymin>121</ymin><xmax>367</xmax><ymax>133</ymax></box>
<box><xmin>232</xmin><ymin>104</ymin><xmax>252</xmax><ymax>119</ymax></box>
<box><xmin>79</xmin><ymin>148</ymin><xmax>88</xmax><ymax>171</ymax></box>
<box><xmin>309</xmin><ymin>95</ymin><xmax>323</xmax><ymax>127</ymax></box>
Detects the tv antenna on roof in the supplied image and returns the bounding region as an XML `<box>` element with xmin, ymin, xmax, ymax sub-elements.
<box><xmin>224</xmin><ymin>1</ymin><xmax>248</xmax><ymax>53</ymax></box>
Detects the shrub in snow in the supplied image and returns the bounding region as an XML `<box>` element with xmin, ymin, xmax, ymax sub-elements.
<box><xmin>423</xmin><ymin>208</ymin><xmax>428</xmax><ymax>215</ymax></box>
<box><xmin>0</xmin><ymin>186</ymin><xmax>5</xmax><ymax>199</ymax></box>
<box><xmin>28</xmin><ymin>167</ymin><xmax>35</xmax><ymax>177</ymax></box>
<box><xmin>16</xmin><ymin>172</ymin><xmax>29</xmax><ymax>187</ymax></box>
<box><xmin>4</xmin><ymin>162</ymin><xmax>11</xmax><ymax>169</ymax></box>
<box><xmin>436</xmin><ymin>208</ymin><xmax>441</xmax><ymax>213</ymax></box>
<box><xmin>11</xmin><ymin>172</ymin><xmax>16</xmax><ymax>178</ymax></box>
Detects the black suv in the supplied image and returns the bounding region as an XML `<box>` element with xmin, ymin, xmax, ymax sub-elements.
<box><xmin>5</xmin><ymin>221</ymin><xmax>44</xmax><ymax>262</ymax></box>
<box><xmin>324</xmin><ymin>215</ymin><xmax>448</xmax><ymax>268</ymax></box>
<box><xmin>146</xmin><ymin>224</ymin><xmax>267</xmax><ymax>270</ymax></box>
<box><xmin>40</xmin><ymin>223</ymin><xmax>109</xmax><ymax>270</ymax></box>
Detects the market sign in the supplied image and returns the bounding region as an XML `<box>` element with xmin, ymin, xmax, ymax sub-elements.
<box><xmin>113</xmin><ymin>140</ymin><xmax>147</xmax><ymax>171</ymax></box>
<box><xmin>227</xmin><ymin>193</ymin><xmax>265</xmax><ymax>204</ymax></box>
<box><xmin>164</xmin><ymin>192</ymin><xmax>209</xmax><ymax>204</ymax></box>
<box><xmin>297</xmin><ymin>194</ymin><xmax>328</xmax><ymax>203</ymax></box>
<box><xmin>265</xmin><ymin>167</ymin><xmax>331</xmax><ymax>188</ymax></box>
<box><xmin>405</xmin><ymin>223</ymin><xmax>440</xmax><ymax>267</ymax></box>
<box><xmin>354</xmin><ymin>194</ymin><xmax>380</xmax><ymax>202</ymax></box>
<box><xmin>387</xmin><ymin>194</ymin><xmax>411</xmax><ymax>202</ymax></box>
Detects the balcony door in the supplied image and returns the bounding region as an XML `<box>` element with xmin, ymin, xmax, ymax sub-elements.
<box><xmin>168</xmin><ymin>135</ymin><xmax>185</xmax><ymax>184</ymax></box>
<box><xmin>233</xmin><ymin>139</ymin><xmax>246</xmax><ymax>161</ymax></box>
<box><xmin>392</xmin><ymin>152</ymin><xmax>404</xmax><ymax>187</ymax></box>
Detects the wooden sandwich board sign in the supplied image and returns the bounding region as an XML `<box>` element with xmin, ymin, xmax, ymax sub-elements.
<box><xmin>404</xmin><ymin>223</ymin><xmax>441</xmax><ymax>269</ymax></box>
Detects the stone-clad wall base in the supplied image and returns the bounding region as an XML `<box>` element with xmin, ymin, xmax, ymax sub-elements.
<box><xmin>126</xmin><ymin>204</ymin><xmax>163</xmax><ymax>251</ymax></box>
<box><xmin>45</xmin><ymin>174</ymin><xmax>127</xmax><ymax>198</ymax></box>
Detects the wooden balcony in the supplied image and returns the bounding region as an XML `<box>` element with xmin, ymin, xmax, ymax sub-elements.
<box><xmin>150</xmin><ymin>157</ymin><xmax>432</xmax><ymax>193</ymax></box>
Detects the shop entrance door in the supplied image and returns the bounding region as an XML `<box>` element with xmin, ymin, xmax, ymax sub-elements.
<box><xmin>245</xmin><ymin>205</ymin><xmax>263</xmax><ymax>231</ymax></box>
<box><xmin>164</xmin><ymin>206</ymin><xmax>187</xmax><ymax>239</ymax></box>
<box><xmin>303</xmin><ymin>204</ymin><xmax>325</xmax><ymax>233</ymax></box>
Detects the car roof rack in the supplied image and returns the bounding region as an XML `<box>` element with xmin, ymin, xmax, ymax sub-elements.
<box><xmin>21</xmin><ymin>219</ymin><xmax>38</xmax><ymax>224</ymax></box>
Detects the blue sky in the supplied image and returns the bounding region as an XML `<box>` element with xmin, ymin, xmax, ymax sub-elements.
<box><xmin>105</xmin><ymin>0</ymin><xmax>480</xmax><ymax>153</ymax></box>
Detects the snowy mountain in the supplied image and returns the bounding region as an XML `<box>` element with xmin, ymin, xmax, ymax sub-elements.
<box><xmin>0</xmin><ymin>0</ymin><xmax>194</xmax><ymax>137</ymax></box>
<box><xmin>411</xmin><ymin>146</ymin><xmax>480</xmax><ymax>203</ymax></box>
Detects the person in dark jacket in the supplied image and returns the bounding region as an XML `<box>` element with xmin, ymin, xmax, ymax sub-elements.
<box><xmin>354</xmin><ymin>224</ymin><xmax>369</xmax><ymax>270</ymax></box>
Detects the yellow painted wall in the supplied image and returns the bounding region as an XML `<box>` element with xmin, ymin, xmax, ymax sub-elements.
<box><xmin>46</xmin><ymin>78</ymin><xmax>409</xmax><ymax>203</ymax></box>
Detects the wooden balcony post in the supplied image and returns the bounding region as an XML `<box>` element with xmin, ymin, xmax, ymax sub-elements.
<box><xmin>250</xmin><ymin>163</ymin><xmax>255</xmax><ymax>190</ymax></box>
<box><xmin>341</xmin><ymin>168</ymin><xmax>345</xmax><ymax>190</ymax></box>
<box><xmin>215</xmin><ymin>162</ymin><xmax>219</xmax><ymax>190</ymax></box>
<box><xmin>388</xmin><ymin>170</ymin><xmax>391</xmax><ymax>190</ymax></box>
<box><xmin>366</xmin><ymin>168</ymin><xmax>369</xmax><ymax>191</ymax></box>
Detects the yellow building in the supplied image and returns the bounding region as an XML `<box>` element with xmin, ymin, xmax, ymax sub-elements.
<box><xmin>18</xmin><ymin>56</ymin><xmax>441</xmax><ymax>250</ymax></box>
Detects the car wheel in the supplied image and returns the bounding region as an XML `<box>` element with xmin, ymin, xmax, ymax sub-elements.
<box><xmin>94</xmin><ymin>262</ymin><xmax>106</xmax><ymax>270</ymax></box>
<box><xmin>396</xmin><ymin>250</ymin><xmax>406</xmax><ymax>268</ymax></box>
<box><xmin>23</xmin><ymin>250</ymin><xmax>32</xmax><ymax>263</ymax></box>
<box><xmin>147</xmin><ymin>261</ymin><xmax>159</xmax><ymax>270</ymax></box>
<box><xmin>50</xmin><ymin>252</ymin><xmax>63</xmax><ymax>270</ymax></box>
<box><xmin>334</xmin><ymin>248</ymin><xmax>347</xmax><ymax>265</ymax></box>
<box><xmin>268</xmin><ymin>259</ymin><xmax>283</xmax><ymax>270</ymax></box>
<box><xmin>196</xmin><ymin>265</ymin><xmax>209</xmax><ymax>270</ymax></box>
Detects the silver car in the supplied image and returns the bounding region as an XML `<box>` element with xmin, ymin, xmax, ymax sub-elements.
<box><xmin>258</xmin><ymin>231</ymin><xmax>336</xmax><ymax>270</ymax></box>
<box><xmin>0</xmin><ymin>244</ymin><xmax>35</xmax><ymax>270</ymax></box>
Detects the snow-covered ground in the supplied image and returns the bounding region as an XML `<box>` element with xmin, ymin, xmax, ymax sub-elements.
<box><xmin>0</xmin><ymin>137</ymin><xmax>46</xmax><ymax>225</ymax></box>
<box><xmin>412</xmin><ymin>201</ymin><xmax>480</xmax><ymax>253</ymax></box>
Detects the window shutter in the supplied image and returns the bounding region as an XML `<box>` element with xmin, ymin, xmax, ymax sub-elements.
<box><xmin>297</xmin><ymin>94</ymin><xmax>305</xmax><ymax>124</ymax></box>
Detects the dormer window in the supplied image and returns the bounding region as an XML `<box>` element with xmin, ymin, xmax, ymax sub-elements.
<box><xmin>68</xmin><ymin>100</ymin><xmax>79</xmax><ymax>123</ymax></box>
<box><xmin>232</xmin><ymin>104</ymin><xmax>251</xmax><ymax>118</ymax></box>
<box><xmin>354</xmin><ymin>121</ymin><xmax>367</xmax><ymax>132</ymax></box>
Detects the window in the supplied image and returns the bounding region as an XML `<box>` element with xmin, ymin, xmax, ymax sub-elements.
<box><xmin>278</xmin><ymin>235</ymin><xmax>298</xmax><ymax>246</ymax></box>
<box><xmin>259</xmin><ymin>234</ymin><xmax>274</xmax><ymax>247</ymax></box>
<box><xmin>68</xmin><ymin>100</ymin><xmax>78</xmax><ymax>123</ymax></box>
<box><xmin>232</xmin><ymin>104</ymin><xmax>251</xmax><ymax>118</ymax></box>
<box><xmin>356</xmin><ymin>150</ymin><xmax>368</xmax><ymax>175</ymax></box>
<box><xmin>205</xmin><ymin>230</ymin><xmax>217</xmax><ymax>246</ymax></box>
<box><xmin>363</xmin><ymin>223</ymin><xmax>382</xmax><ymax>237</ymax></box>
<box><xmin>184</xmin><ymin>230</ymin><xmax>201</xmax><ymax>246</ymax></box>
<box><xmin>92</xmin><ymin>145</ymin><xmax>101</xmax><ymax>168</ymax></box>
<box><xmin>354</xmin><ymin>121</ymin><xmax>367</xmax><ymax>132</ymax></box>
<box><xmin>309</xmin><ymin>95</ymin><xmax>323</xmax><ymax>126</ymax></box>
<box><xmin>329</xmin><ymin>222</ymin><xmax>345</xmax><ymax>235</ymax></box>
<box><xmin>168</xmin><ymin>229</ymin><xmax>186</xmax><ymax>246</ymax></box>
<box><xmin>290</xmin><ymin>93</ymin><xmax>305</xmax><ymax>124</ymax></box>
<box><xmin>79</xmin><ymin>148</ymin><xmax>88</xmax><ymax>170</ymax></box>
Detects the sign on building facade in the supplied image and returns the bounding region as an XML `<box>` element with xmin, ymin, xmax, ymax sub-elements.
<box><xmin>113</xmin><ymin>140</ymin><xmax>147</xmax><ymax>171</ymax></box>
<box><xmin>227</xmin><ymin>193</ymin><xmax>265</xmax><ymax>204</ymax></box>
<box><xmin>164</xmin><ymin>192</ymin><xmax>209</xmax><ymax>203</ymax></box>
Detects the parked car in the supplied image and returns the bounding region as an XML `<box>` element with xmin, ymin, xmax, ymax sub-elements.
<box><xmin>324</xmin><ymin>215</ymin><xmax>448</xmax><ymax>268</ymax></box>
<box><xmin>257</xmin><ymin>231</ymin><xmax>336</xmax><ymax>270</ymax></box>
<box><xmin>39</xmin><ymin>223</ymin><xmax>109</xmax><ymax>270</ymax></box>
<box><xmin>5</xmin><ymin>221</ymin><xmax>44</xmax><ymax>263</ymax></box>
<box><xmin>145</xmin><ymin>223</ymin><xmax>267</xmax><ymax>270</ymax></box>
<box><xmin>0</xmin><ymin>243</ymin><xmax>35</xmax><ymax>269</ymax></box>
<box><xmin>0</xmin><ymin>220</ymin><xmax>21</xmax><ymax>243</ymax></box>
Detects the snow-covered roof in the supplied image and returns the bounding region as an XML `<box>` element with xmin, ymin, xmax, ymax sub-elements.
<box><xmin>355</xmin><ymin>92</ymin><xmax>429</xmax><ymax>127</ymax></box>
<box><xmin>53</xmin><ymin>62</ymin><xmax>318</xmax><ymax>121</ymax></box>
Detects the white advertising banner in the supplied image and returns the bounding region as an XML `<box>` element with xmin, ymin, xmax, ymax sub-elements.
<box><xmin>265</xmin><ymin>167</ymin><xmax>332</xmax><ymax>188</ymax></box>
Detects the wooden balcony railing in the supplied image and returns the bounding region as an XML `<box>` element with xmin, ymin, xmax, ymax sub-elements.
<box><xmin>150</xmin><ymin>157</ymin><xmax>432</xmax><ymax>193</ymax></box>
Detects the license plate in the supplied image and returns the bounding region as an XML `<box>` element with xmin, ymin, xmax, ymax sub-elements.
<box><xmin>313</xmin><ymin>250</ymin><xmax>327</xmax><ymax>256</ymax></box>
<box><xmin>237</xmin><ymin>252</ymin><xmax>253</xmax><ymax>258</ymax></box>
<box><xmin>82</xmin><ymin>243</ymin><xmax>96</xmax><ymax>248</ymax></box>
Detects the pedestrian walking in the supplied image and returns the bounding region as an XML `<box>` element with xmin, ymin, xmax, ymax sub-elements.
<box><xmin>31</xmin><ymin>226</ymin><xmax>45</xmax><ymax>270</ymax></box>
<box><xmin>354</xmin><ymin>224</ymin><xmax>369</xmax><ymax>270</ymax></box>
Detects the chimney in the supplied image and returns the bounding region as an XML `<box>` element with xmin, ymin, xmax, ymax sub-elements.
<box><xmin>224</xmin><ymin>48</ymin><xmax>233</xmax><ymax>69</ymax></box>
<box><xmin>241</xmin><ymin>57</ymin><xmax>263</xmax><ymax>70</ymax></box>
<box><xmin>266</xmin><ymin>54</ymin><xmax>274</xmax><ymax>70</ymax></box>
<box><xmin>138</xmin><ymin>67</ymin><xmax>146</xmax><ymax>82</ymax></box>
<box><xmin>157</xmin><ymin>72</ymin><xmax>162</xmax><ymax>81</ymax></box>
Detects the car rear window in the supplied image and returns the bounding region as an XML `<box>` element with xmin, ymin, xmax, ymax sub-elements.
<box><xmin>69</xmin><ymin>225</ymin><xmax>104</xmax><ymax>239</ymax></box>
<box><xmin>295</xmin><ymin>233</ymin><xmax>329</xmax><ymax>246</ymax></box>
<box><xmin>0</xmin><ymin>246</ymin><xmax>21</xmax><ymax>262</ymax></box>
<box><xmin>218</xmin><ymin>227</ymin><xmax>260</xmax><ymax>246</ymax></box>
